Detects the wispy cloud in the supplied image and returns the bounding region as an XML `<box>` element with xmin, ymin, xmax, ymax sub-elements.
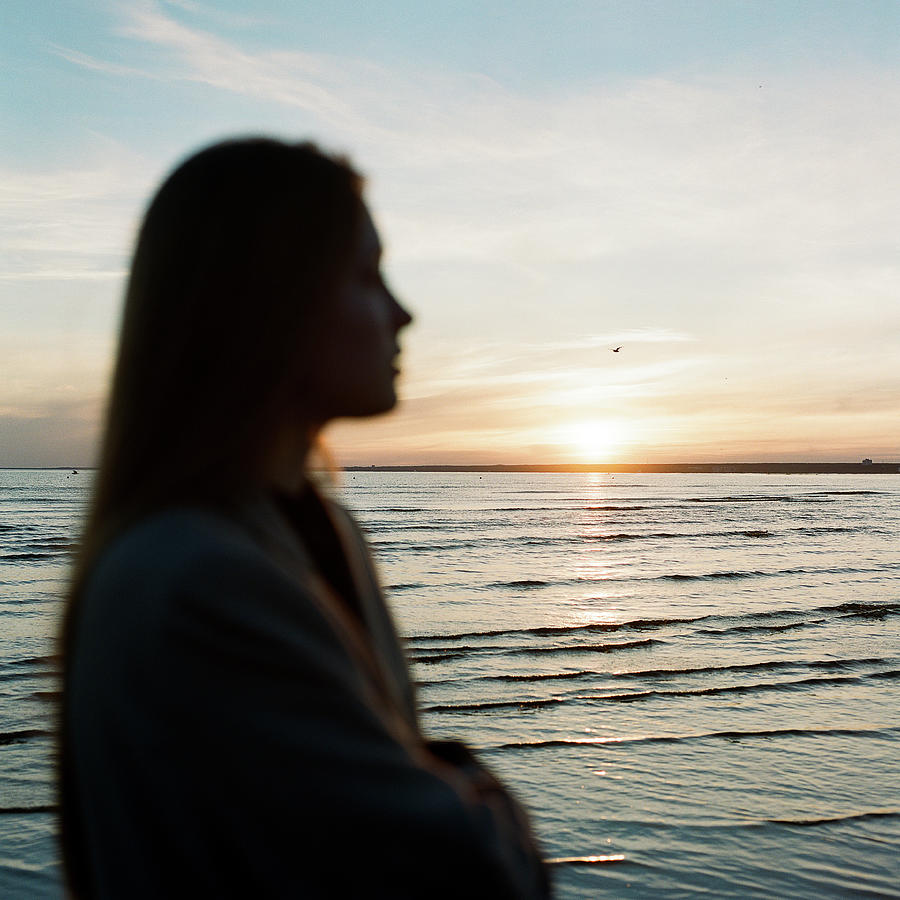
<box><xmin>160</xmin><ymin>0</ymin><xmax>277</xmax><ymax>30</ymax></box>
<box><xmin>10</xmin><ymin>0</ymin><xmax>900</xmax><ymax>463</ymax></box>
<box><xmin>0</xmin><ymin>142</ymin><xmax>150</xmax><ymax>283</ymax></box>
<box><xmin>59</xmin><ymin>2</ymin><xmax>900</xmax><ymax>276</ymax></box>
<box><xmin>50</xmin><ymin>45</ymin><xmax>160</xmax><ymax>80</ymax></box>
<box><xmin>112</xmin><ymin>0</ymin><xmax>361</xmax><ymax>125</ymax></box>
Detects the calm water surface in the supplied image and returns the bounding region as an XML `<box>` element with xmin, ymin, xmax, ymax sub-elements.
<box><xmin>1</xmin><ymin>469</ymin><xmax>898</xmax><ymax>897</ymax></box>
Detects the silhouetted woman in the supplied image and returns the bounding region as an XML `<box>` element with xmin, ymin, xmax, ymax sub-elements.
<box><xmin>60</xmin><ymin>138</ymin><xmax>550</xmax><ymax>898</ymax></box>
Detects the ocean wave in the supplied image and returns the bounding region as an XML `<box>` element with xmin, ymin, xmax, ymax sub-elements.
<box><xmin>410</xmin><ymin>638</ymin><xmax>661</xmax><ymax>664</ymax></box>
<box><xmin>839</xmin><ymin>604</ymin><xmax>900</xmax><ymax>620</ymax></box>
<box><xmin>0</xmin><ymin>551</ymin><xmax>65</xmax><ymax>562</ymax></box>
<box><xmin>367</xmin><ymin>523</ymin><xmax>472</xmax><ymax>532</ymax></box>
<box><xmin>545</xmin><ymin>854</ymin><xmax>627</xmax><ymax>867</ymax></box>
<box><xmin>374</xmin><ymin>540</ymin><xmax>488</xmax><ymax>551</ymax></box>
<box><xmin>790</xmin><ymin>525</ymin><xmax>867</xmax><ymax>535</ymax></box>
<box><xmin>423</xmin><ymin>673</ymin><xmax>877</xmax><ymax>713</ymax></box>
<box><xmin>510</xmin><ymin>638</ymin><xmax>661</xmax><ymax>657</ymax></box>
<box><xmin>416</xmin><ymin>668</ymin><xmax>603</xmax><ymax>685</ymax></box>
<box><xmin>587</xmin><ymin>529</ymin><xmax>776</xmax><ymax>543</ymax></box>
<box><xmin>459</xmin><ymin>563</ymin><xmax>896</xmax><ymax>592</ymax></box>
<box><xmin>374</xmin><ymin>503</ymin><xmax>653</xmax><ymax>513</ymax></box>
<box><xmin>0</xmin><ymin>655</ymin><xmax>60</xmax><ymax>669</ymax></box>
<box><xmin>696</xmin><ymin>618</ymin><xmax>826</xmax><ymax>636</ymax></box>
<box><xmin>413</xmin><ymin>656</ymin><xmax>891</xmax><ymax>687</ymax></box>
<box><xmin>491</xmin><ymin>725</ymin><xmax>900</xmax><ymax>752</ymax></box>
<box><xmin>588</xmin><ymin>532</ymin><xmax>682</xmax><ymax>542</ymax></box>
<box><xmin>411</xmin><ymin>641</ymin><xmax>520</xmax><ymax>655</ymax></box>
<box><xmin>373</xmin><ymin>535</ymin><xmax>588</xmax><ymax>551</ymax></box>
<box><xmin>425</xmin><ymin>696</ymin><xmax>570</xmax><ymax>712</ymax></box>
<box><xmin>488</xmin><ymin>579</ymin><xmax>555</xmax><ymax>588</ymax></box>
<box><xmin>684</xmin><ymin>495</ymin><xmax>835</xmax><ymax>504</ymax></box>
<box><xmin>657</xmin><ymin>563</ymin><xmax>896</xmax><ymax>582</ymax></box>
<box><xmin>489</xmin><ymin>568</ymin><xmax>763</xmax><ymax>588</ymax></box>
<box><xmin>0</xmin><ymin>669</ymin><xmax>58</xmax><ymax>683</ymax></box>
<box><xmin>0</xmin><ymin>805</ymin><xmax>58</xmax><ymax>815</ymax></box>
<box><xmin>761</xmin><ymin>810</ymin><xmax>898</xmax><ymax>826</ymax></box>
<box><xmin>0</xmin><ymin>728</ymin><xmax>50</xmax><ymax>746</ymax></box>
<box><xmin>411</xmin><ymin>651</ymin><xmax>471</xmax><ymax>665</ymax></box>
<box><xmin>808</xmin><ymin>490</ymin><xmax>884</xmax><ymax>496</ymax></box>
<box><xmin>369</xmin><ymin>524</ymin><xmax>879</xmax><ymax>554</ymax></box>
<box><xmin>374</xmin><ymin>525</ymin><xmax>876</xmax><ymax>550</ymax></box>
<box><xmin>1</xmin><ymin>537</ymin><xmax>74</xmax><ymax>548</ymax></box>
<box><xmin>0</xmin><ymin>804</ymin><xmax>59</xmax><ymax>815</ymax></box>
<box><xmin>661</xmin><ymin>568</ymin><xmax>804</xmax><ymax>581</ymax></box>
<box><xmin>406</xmin><ymin>600</ymin><xmax>899</xmax><ymax>645</ymax></box>
<box><xmin>769</xmin><ymin>600</ymin><xmax>900</xmax><ymax>620</ymax></box>
<box><xmin>407</xmin><ymin>616</ymin><xmax>693</xmax><ymax>643</ymax></box>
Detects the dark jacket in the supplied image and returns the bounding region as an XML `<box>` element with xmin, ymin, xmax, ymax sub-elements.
<box><xmin>65</xmin><ymin>490</ymin><xmax>550</xmax><ymax>898</ymax></box>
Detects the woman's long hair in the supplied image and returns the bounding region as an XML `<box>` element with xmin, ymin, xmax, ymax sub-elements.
<box><xmin>59</xmin><ymin>137</ymin><xmax>364</xmax><ymax>894</ymax></box>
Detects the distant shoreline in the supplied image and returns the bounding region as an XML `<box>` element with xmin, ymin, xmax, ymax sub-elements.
<box><xmin>4</xmin><ymin>463</ymin><xmax>899</xmax><ymax>474</ymax></box>
<box><xmin>344</xmin><ymin>463</ymin><xmax>900</xmax><ymax>474</ymax></box>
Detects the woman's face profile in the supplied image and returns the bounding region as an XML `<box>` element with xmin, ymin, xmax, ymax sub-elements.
<box><xmin>308</xmin><ymin>205</ymin><xmax>412</xmax><ymax>423</ymax></box>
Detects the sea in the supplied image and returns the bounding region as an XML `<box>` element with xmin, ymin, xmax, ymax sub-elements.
<box><xmin>1</xmin><ymin>468</ymin><xmax>898</xmax><ymax>898</ymax></box>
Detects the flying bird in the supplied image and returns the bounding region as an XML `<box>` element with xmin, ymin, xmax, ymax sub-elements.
<box><xmin>611</xmin><ymin>346</ymin><xmax>622</xmax><ymax>353</ymax></box>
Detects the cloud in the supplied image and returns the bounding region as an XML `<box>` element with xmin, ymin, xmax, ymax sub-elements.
<box><xmin>160</xmin><ymin>0</ymin><xmax>276</xmax><ymax>30</ymax></box>
<box><xmin>112</xmin><ymin>0</ymin><xmax>362</xmax><ymax>126</ymax></box>
<box><xmin>50</xmin><ymin>45</ymin><xmax>160</xmax><ymax>80</ymax></box>
<box><xmin>9</xmin><ymin>0</ymin><xmax>899</xmax><ymax>464</ymax></box>
<box><xmin>0</xmin><ymin>140</ymin><xmax>150</xmax><ymax>285</ymax></box>
<box><xmin>60</xmin><ymin>3</ymin><xmax>900</xmax><ymax>278</ymax></box>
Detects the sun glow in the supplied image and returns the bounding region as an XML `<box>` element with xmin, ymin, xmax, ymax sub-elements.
<box><xmin>560</xmin><ymin>420</ymin><xmax>631</xmax><ymax>463</ymax></box>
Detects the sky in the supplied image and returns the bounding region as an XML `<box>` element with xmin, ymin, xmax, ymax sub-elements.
<box><xmin>2</xmin><ymin>0</ymin><xmax>899</xmax><ymax>466</ymax></box>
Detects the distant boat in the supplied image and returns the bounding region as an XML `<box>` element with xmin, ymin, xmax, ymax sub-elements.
<box><xmin>72</xmin><ymin>469</ymin><xmax>78</xmax><ymax>474</ymax></box>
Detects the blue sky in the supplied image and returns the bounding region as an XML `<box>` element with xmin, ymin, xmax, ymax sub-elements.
<box><xmin>2</xmin><ymin>1</ymin><xmax>899</xmax><ymax>465</ymax></box>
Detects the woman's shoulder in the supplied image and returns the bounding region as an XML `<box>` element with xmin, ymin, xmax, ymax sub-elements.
<box><xmin>76</xmin><ymin>505</ymin><xmax>326</xmax><ymax>671</ymax></box>
<box><xmin>80</xmin><ymin>506</ymin><xmax>286</xmax><ymax>633</ymax></box>
<box><xmin>90</xmin><ymin>506</ymin><xmax>258</xmax><ymax>585</ymax></box>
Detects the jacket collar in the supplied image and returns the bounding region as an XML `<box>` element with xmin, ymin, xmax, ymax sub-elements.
<box><xmin>230</xmin><ymin>489</ymin><xmax>421</xmax><ymax>738</ymax></box>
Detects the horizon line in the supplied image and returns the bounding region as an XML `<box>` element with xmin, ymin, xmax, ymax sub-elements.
<box><xmin>6</xmin><ymin>461</ymin><xmax>899</xmax><ymax>473</ymax></box>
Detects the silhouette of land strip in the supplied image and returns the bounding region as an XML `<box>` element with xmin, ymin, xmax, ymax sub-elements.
<box><xmin>5</xmin><ymin>463</ymin><xmax>899</xmax><ymax>474</ymax></box>
<box><xmin>346</xmin><ymin>463</ymin><xmax>900</xmax><ymax>474</ymax></box>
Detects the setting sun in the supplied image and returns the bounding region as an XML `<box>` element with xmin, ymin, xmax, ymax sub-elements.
<box><xmin>559</xmin><ymin>420</ymin><xmax>631</xmax><ymax>463</ymax></box>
